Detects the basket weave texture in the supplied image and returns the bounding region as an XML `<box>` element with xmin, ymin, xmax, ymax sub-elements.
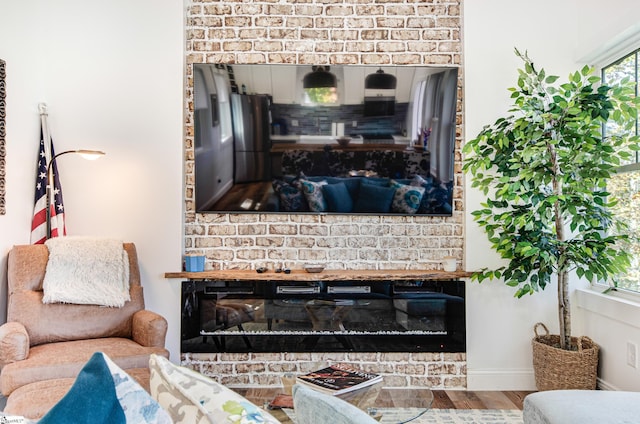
<box><xmin>532</xmin><ymin>322</ymin><xmax>599</xmax><ymax>391</ymax></box>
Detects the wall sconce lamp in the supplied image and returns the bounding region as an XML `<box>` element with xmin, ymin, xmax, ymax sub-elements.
<box><xmin>46</xmin><ymin>149</ymin><xmax>106</xmax><ymax>239</ymax></box>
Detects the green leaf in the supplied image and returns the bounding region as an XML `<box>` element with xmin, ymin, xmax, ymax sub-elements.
<box><xmin>545</xmin><ymin>75</ymin><xmax>559</xmax><ymax>84</ymax></box>
<box><xmin>463</xmin><ymin>48</ymin><xmax>638</xmax><ymax>341</ymax></box>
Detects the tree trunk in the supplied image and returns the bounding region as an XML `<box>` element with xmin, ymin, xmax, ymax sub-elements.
<box><xmin>557</xmin><ymin>268</ymin><xmax>571</xmax><ymax>349</ymax></box>
<box><xmin>548</xmin><ymin>137</ymin><xmax>570</xmax><ymax>349</ymax></box>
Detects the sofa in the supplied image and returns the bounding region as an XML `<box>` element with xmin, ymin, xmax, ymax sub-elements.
<box><xmin>523</xmin><ymin>390</ymin><xmax>640</xmax><ymax>423</ymax></box>
<box><xmin>270</xmin><ymin>149</ymin><xmax>452</xmax><ymax>215</ymax></box>
<box><xmin>0</xmin><ymin>242</ymin><xmax>169</xmax><ymax>419</ymax></box>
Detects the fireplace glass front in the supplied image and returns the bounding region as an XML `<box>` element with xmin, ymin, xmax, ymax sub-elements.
<box><xmin>181</xmin><ymin>279</ymin><xmax>465</xmax><ymax>353</ymax></box>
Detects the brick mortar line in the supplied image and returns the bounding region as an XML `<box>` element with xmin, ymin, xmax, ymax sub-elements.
<box><xmin>181</xmin><ymin>0</ymin><xmax>465</xmax><ymax>389</ymax></box>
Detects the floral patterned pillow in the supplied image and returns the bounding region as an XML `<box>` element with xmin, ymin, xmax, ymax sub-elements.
<box><xmin>272</xmin><ymin>178</ymin><xmax>309</xmax><ymax>212</ymax></box>
<box><xmin>390</xmin><ymin>179</ymin><xmax>425</xmax><ymax>214</ymax></box>
<box><xmin>300</xmin><ymin>179</ymin><xmax>328</xmax><ymax>212</ymax></box>
<box><xmin>149</xmin><ymin>354</ymin><xmax>281</xmax><ymax>424</ymax></box>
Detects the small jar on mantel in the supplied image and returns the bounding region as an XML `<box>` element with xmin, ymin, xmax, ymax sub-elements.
<box><xmin>442</xmin><ymin>256</ymin><xmax>456</xmax><ymax>272</ymax></box>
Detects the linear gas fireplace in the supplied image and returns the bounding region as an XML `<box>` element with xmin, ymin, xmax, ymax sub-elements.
<box><xmin>179</xmin><ymin>271</ymin><xmax>466</xmax><ymax>353</ymax></box>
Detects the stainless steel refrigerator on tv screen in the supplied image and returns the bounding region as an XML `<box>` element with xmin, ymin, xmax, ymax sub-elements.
<box><xmin>231</xmin><ymin>93</ymin><xmax>271</xmax><ymax>183</ymax></box>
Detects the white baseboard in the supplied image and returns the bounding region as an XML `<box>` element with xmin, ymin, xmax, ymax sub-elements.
<box><xmin>597</xmin><ymin>378</ymin><xmax>619</xmax><ymax>391</ymax></box>
<box><xmin>468</xmin><ymin>370</ymin><xmax>618</xmax><ymax>392</ymax></box>
<box><xmin>467</xmin><ymin>369</ymin><xmax>536</xmax><ymax>391</ymax></box>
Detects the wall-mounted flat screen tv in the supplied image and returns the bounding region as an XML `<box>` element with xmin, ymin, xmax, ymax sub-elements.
<box><xmin>193</xmin><ymin>64</ymin><xmax>459</xmax><ymax>216</ymax></box>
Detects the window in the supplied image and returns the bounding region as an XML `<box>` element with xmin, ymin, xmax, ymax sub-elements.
<box><xmin>295</xmin><ymin>66</ymin><xmax>343</xmax><ymax>106</ymax></box>
<box><xmin>303</xmin><ymin>87</ymin><xmax>338</xmax><ymax>105</ymax></box>
<box><xmin>603</xmin><ymin>48</ymin><xmax>640</xmax><ymax>292</ymax></box>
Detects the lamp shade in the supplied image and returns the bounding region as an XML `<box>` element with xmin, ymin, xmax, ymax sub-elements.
<box><xmin>365</xmin><ymin>68</ymin><xmax>397</xmax><ymax>90</ymax></box>
<box><xmin>303</xmin><ymin>66</ymin><xmax>337</xmax><ymax>89</ymax></box>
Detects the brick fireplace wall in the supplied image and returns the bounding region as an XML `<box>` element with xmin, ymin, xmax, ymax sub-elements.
<box><xmin>182</xmin><ymin>0</ymin><xmax>466</xmax><ymax>389</ymax></box>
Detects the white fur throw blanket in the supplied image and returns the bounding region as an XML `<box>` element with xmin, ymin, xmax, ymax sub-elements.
<box><xmin>43</xmin><ymin>237</ymin><xmax>131</xmax><ymax>307</ymax></box>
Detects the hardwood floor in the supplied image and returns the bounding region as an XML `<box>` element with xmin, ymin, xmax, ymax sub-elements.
<box><xmin>208</xmin><ymin>181</ymin><xmax>273</xmax><ymax>211</ymax></box>
<box><xmin>235</xmin><ymin>387</ymin><xmax>532</xmax><ymax>419</ymax></box>
<box><xmin>430</xmin><ymin>390</ymin><xmax>531</xmax><ymax>409</ymax></box>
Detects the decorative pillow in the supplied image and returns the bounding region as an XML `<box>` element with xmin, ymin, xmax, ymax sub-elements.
<box><xmin>40</xmin><ymin>352</ymin><xmax>171</xmax><ymax>424</ymax></box>
<box><xmin>390</xmin><ymin>179</ymin><xmax>425</xmax><ymax>214</ymax></box>
<box><xmin>43</xmin><ymin>237</ymin><xmax>130</xmax><ymax>307</ymax></box>
<box><xmin>149</xmin><ymin>354</ymin><xmax>280</xmax><ymax>424</ymax></box>
<box><xmin>360</xmin><ymin>177</ymin><xmax>390</xmax><ymax>187</ymax></box>
<box><xmin>411</xmin><ymin>174</ymin><xmax>452</xmax><ymax>214</ymax></box>
<box><xmin>322</xmin><ymin>182</ymin><xmax>353</xmax><ymax>213</ymax></box>
<box><xmin>300</xmin><ymin>179</ymin><xmax>328</xmax><ymax>212</ymax></box>
<box><xmin>272</xmin><ymin>178</ymin><xmax>308</xmax><ymax>212</ymax></box>
<box><xmin>292</xmin><ymin>384</ymin><xmax>378</xmax><ymax>424</ymax></box>
<box><xmin>325</xmin><ymin>177</ymin><xmax>361</xmax><ymax>199</ymax></box>
<box><xmin>353</xmin><ymin>183</ymin><xmax>396</xmax><ymax>213</ymax></box>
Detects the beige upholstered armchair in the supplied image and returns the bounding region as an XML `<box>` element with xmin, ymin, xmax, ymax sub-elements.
<box><xmin>0</xmin><ymin>243</ymin><xmax>169</xmax><ymax>418</ymax></box>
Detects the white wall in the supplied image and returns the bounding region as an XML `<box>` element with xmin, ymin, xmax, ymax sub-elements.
<box><xmin>463</xmin><ymin>1</ymin><xmax>573</xmax><ymax>390</ymax></box>
<box><xmin>464</xmin><ymin>0</ymin><xmax>640</xmax><ymax>390</ymax></box>
<box><xmin>3</xmin><ymin>0</ymin><xmax>640</xmax><ymax>390</ymax></box>
<box><xmin>573</xmin><ymin>1</ymin><xmax>640</xmax><ymax>392</ymax></box>
<box><xmin>0</xmin><ymin>0</ymin><xmax>185</xmax><ymax>360</ymax></box>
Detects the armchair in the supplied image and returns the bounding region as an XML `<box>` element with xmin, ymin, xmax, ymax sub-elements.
<box><xmin>0</xmin><ymin>243</ymin><xmax>169</xmax><ymax>418</ymax></box>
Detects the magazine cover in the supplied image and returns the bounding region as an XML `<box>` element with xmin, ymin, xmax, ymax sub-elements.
<box><xmin>296</xmin><ymin>365</ymin><xmax>382</xmax><ymax>395</ymax></box>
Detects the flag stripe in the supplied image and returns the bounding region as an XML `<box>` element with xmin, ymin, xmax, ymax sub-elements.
<box><xmin>30</xmin><ymin>124</ymin><xmax>65</xmax><ymax>244</ymax></box>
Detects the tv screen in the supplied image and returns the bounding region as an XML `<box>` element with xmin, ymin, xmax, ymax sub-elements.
<box><xmin>193</xmin><ymin>64</ymin><xmax>459</xmax><ymax>216</ymax></box>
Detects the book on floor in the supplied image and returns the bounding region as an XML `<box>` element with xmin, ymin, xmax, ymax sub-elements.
<box><xmin>295</xmin><ymin>365</ymin><xmax>382</xmax><ymax>395</ymax></box>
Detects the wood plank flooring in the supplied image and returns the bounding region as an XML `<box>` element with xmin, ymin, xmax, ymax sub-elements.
<box><xmin>234</xmin><ymin>388</ymin><xmax>532</xmax><ymax>423</ymax></box>
<box><xmin>208</xmin><ymin>181</ymin><xmax>273</xmax><ymax>211</ymax></box>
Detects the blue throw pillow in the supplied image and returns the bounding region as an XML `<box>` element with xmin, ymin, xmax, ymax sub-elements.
<box><xmin>322</xmin><ymin>182</ymin><xmax>353</xmax><ymax>213</ymax></box>
<box><xmin>360</xmin><ymin>177</ymin><xmax>390</xmax><ymax>187</ymax></box>
<box><xmin>40</xmin><ymin>352</ymin><xmax>171</xmax><ymax>424</ymax></box>
<box><xmin>354</xmin><ymin>183</ymin><xmax>395</xmax><ymax>213</ymax></box>
<box><xmin>325</xmin><ymin>177</ymin><xmax>361</xmax><ymax>199</ymax></box>
<box><xmin>292</xmin><ymin>384</ymin><xmax>378</xmax><ymax>424</ymax></box>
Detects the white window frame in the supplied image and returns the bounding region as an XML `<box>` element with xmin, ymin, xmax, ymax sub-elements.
<box><xmin>593</xmin><ymin>43</ymin><xmax>640</xmax><ymax>295</ymax></box>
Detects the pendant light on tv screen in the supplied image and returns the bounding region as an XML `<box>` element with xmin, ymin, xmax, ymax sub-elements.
<box><xmin>365</xmin><ymin>68</ymin><xmax>397</xmax><ymax>90</ymax></box>
<box><xmin>303</xmin><ymin>66</ymin><xmax>337</xmax><ymax>88</ymax></box>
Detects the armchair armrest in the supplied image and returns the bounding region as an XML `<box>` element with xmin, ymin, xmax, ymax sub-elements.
<box><xmin>132</xmin><ymin>310</ymin><xmax>168</xmax><ymax>348</ymax></box>
<box><xmin>0</xmin><ymin>322</ymin><xmax>30</xmax><ymax>367</ymax></box>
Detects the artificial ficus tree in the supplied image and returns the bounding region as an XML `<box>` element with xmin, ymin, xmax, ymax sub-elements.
<box><xmin>463</xmin><ymin>49</ymin><xmax>640</xmax><ymax>350</ymax></box>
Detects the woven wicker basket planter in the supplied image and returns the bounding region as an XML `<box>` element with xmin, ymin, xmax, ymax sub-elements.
<box><xmin>532</xmin><ymin>323</ymin><xmax>599</xmax><ymax>391</ymax></box>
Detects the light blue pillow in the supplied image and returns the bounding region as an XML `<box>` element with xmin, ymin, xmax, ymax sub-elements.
<box><xmin>292</xmin><ymin>384</ymin><xmax>379</xmax><ymax>424</ymax></box>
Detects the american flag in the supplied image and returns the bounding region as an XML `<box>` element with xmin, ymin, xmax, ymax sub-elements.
<box><xmin>30</xmin><ymin>127</ymin><xmax>66</xmax><ymax>244</ymax></box>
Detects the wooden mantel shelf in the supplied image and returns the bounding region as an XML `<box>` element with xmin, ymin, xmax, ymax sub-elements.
<box><xmin>164</xmin><ymin>269</ymin><xmax>473</xmax><ymax>282</ymax></box>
